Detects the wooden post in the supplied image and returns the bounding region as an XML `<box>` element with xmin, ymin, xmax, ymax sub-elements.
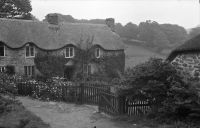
<box><xmin>80</xmin><ymin>82</ymin><xmax>84</xmax><ymax>104</ymax></box>
<box><xmin>118</xmin><ymin>95</ymin><xmax>126</xmax><ymax>115</ymax></box>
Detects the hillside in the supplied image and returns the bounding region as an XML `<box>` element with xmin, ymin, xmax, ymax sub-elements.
<box><xmin>124</xmin><ymin>41</ymin><xmax>164</xmax><ymax>68</ymax></box>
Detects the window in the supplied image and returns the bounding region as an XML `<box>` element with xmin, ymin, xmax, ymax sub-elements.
<box><xmin>0</xmin><ymin>66</ymin><xmax>5</xmax><ymax>73</ymax></box>
<box><xmin>65</xmin><ymin>47</ymin><xmax>74</xmax><ymax>58</ymax></box>
<box><xmin>0</xmin><ymin>43</ymin><xmax>5</xmax><ymax>57</ymax></box>
<box><xmin>83</xmin><ymin>64</ymin><xmax>91</xmax><ymax>75</ymax></box>
<box><xmin>95</xmin><ymin>48</ymin><xmax>100</xmax><ymax>58</ymax></box>
<box><xmin>25</xmin><ymin>44</ymin><xmax>35</xmax><ymax>57</ymax></box>
<box><xmin>24</xmin><ymin>66</ymin><xmax>35</xmax><ymax>76</ymax></box>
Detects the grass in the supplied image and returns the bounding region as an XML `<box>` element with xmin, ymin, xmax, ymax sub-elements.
<box><xmin>124</xmin><ymin>42</ymin><xmax>164</xmax><ymax>68</ymax></box>
<box><xmin>0</xmin><ymin>94</ymin><xmax>50</xmax><ymax>128</ymax></box>
<box><xmin>112</xmin><ymin>114</ymin><xmax>200</xmax><ymax>128</ymax></box>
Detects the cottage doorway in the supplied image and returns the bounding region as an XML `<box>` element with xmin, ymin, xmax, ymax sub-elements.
<box><xmin>64</xmin><ymin>66</ymin><xmax>75</xmax><ymax>80</ymax></box>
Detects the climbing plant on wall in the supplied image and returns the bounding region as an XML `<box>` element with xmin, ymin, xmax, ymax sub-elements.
<box><xmin>34</xmin><ymin>52</ymin><xmax>68</xmax><ymax>78</ymax></box>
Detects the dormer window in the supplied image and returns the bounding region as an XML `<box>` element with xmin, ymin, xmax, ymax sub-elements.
<box><xmin>95</xmin><ymin>48</ymin><xmax>100</xmax><ymax>58</ymax></box>
<box><xmin>65</xmin><ymin>47</ymin><xmax>74</xmax><ymax>58</ymax></box>
<box><xmin>0</xmin><ymin>43</ymin><xmax>5</xmax><ymax>57</ymax></box>
<box><xmin>25</xmin><ymin>44</ymin><xmax>35</xmax><ymax>57</ymax></box>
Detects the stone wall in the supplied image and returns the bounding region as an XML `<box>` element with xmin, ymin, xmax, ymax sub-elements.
<box><xmin>171</xmin><ymin>53</ymin><xmax>200</xmax><ymax>79</ymax></box>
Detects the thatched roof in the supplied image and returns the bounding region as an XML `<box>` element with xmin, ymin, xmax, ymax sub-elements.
<box><xmin>0</xmin><ymin>18</ymin><xmax>124</xmax><ymax>50</ymax></box>
<box><xmin>167</xmin><ymin>34</ymin><xmax>200</xmax><ymax>61</ymax></box>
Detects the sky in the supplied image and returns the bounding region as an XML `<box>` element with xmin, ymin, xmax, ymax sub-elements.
<box><xmin>31</xmin><ymin>0</ymin><xmax>200</xmax><ymax>29</ymax></box>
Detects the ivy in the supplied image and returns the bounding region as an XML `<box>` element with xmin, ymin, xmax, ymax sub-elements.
<box><xmin>34</xmin><ymin>53</ymin><xmax>69</xmax><ymax>78</ymax></box>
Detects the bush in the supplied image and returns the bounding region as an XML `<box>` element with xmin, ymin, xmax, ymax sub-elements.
<box><xmin>29</xmin><ymin>78</ymin><xmax>74</xmax><ymax>101</ymax></box>
<box><xmin>120</xmin><ymin>58</ymin><xmax>200</xmax><ymax>123</ymax></box>
<box><xmin>0</xmin><ymin>73</ymin><xmax>18</xmax><ymax>96</ymax></box>
<box><xmin>5</xmin><ymin>65</ymin><xmax>15</xmax><ymax>75</ymax></box>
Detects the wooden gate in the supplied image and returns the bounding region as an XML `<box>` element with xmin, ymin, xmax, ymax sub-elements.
<box><xmin>98</xmin><ymin>91</ymin><xmax>120</xmax><ymax>116</ymax></box>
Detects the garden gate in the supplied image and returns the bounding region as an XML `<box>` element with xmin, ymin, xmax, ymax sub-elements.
<box><xmin>16</xmin><ymin>81</ymin><xmax>152</xmax><ymax>116</ymax></box>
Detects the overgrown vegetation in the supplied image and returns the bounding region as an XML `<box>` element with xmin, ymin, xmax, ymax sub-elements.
<box><xmin>0</xmin><ymin>0</ymin><xmax>35</xmax><ymax>20</ymax></box>
<box><xmin>34</xmin><ymin>53</ymin><xmax>68</xmax><ymax>78</ymax></box>
<box><xmin>0</xmin><ymin>95</ymin><xmax>50</xmax><ymax>128</ymax></box>
<box><xmin>117</xmin><ymin>58</ymin><xmax>200</xmax><ymax>126</ymax></box>
<box><xmin>0</xmin><ymin>73</ymin><xmax>50</xmax><ymax>128</ymax></box>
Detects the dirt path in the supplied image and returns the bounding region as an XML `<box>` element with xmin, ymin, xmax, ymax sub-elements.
<box><xmin>17</xmin><ymin>97</ymin><xmax>134</xmax><ymax>128</ymax></box>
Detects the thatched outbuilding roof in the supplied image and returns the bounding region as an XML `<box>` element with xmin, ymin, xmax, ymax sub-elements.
<box><xmin>167</xmin><ymin>34</ymin><xmax>200</xmax><ymax>61</ymax></box>
<box><xmin>0</xmin><ymin>18</ymin><xmax>124</xmax><ymax>50</ymax></box>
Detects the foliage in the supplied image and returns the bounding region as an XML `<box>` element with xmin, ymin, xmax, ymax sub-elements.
<box><xmin>5</xmin><ymin>65</ymin><xmax>15</xmax><ymax>75</ymax></box>
<box><xmin>161</xmin><ymin>24</ymin><xmax>188</xmax><ymax>47</ymax></box>
<box><xmin>120</xmin><ymin>58</ymin><xmax>200</xmax><ymax>122</ymax></box>
<box><xmin>0</xmin><ymin>95</ymin><xmax>50</xmax><ymax>128</ymax></box>
<box><xmin>115</xmin><ymin>20</ymin><xmax>187</xmax><ymax>54</ymax></box>
<box><xmin>103</xmin><ymin>53</ymin><xmax>125</xmax><ymax>78</ymax></box>
<box><xmin>0</xmin><ymin>73</ymin><xmax>18</xmax><ymax>96</ymax></box>
<box><xmin>189</xmin><ymin>27</ymin><xmax>200</xmax><ymax>39</ymax></box>
<box><xmin>19</xmin><ymin>78</ymin><xmax>75</xmax><ymax>101</ymax></box>
<box><xmin>0</xmin><ymin>0</ymin><xmax>33</xmax><ymax>20</ymax></box>
<box><xmin>34</xmin><ymin>53</ymin><xmax>68</xmax><ymax>78</ymax></box>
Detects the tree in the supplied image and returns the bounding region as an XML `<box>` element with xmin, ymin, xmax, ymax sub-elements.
<box><xmin>0</xmin><ymin>0</ymin><xmax>32</xmax><ymax>20</ymax></box>
<box><xmin>189</xmin><ymin>27</ymin><xmax>200</xmax><ymax>39</ymax></box>
<box><xmin>161</xmin><ymin>24</ymin><xmax>188</xmax><ymax>47</ymax></box>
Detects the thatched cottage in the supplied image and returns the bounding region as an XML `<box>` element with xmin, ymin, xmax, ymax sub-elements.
<box><xmin>0</xmin><ymin>14</ymin><xmax>125</xmax><ymax>79</ymax></box>
<box><xmin>167</xmin><ymin>34</ymin><xmax>200</xmax><ymax>79</ymax></box>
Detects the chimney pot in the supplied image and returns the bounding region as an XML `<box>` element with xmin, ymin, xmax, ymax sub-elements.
<box><xmin>46</xmin><ymin>13</ymin><xmax>59</xmax><ymax>25</ymax></box>
<box><xmin>105</xmin><ymin>18</ymin><xmax>115</xmax><ymax>32</ymax></box>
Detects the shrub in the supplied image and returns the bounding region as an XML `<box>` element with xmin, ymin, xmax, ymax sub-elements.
<box><xmin>34</xmin><ymin>53</ymin><xmax>68</xmax><ymax>78</ymax></box>
<box><xmin>5</xmin><ymin>65</ymin><xmax>15</xmax><ymax>75</ymax></box>
<box><xmin>28</xmin><ymin>78</ymin><xmax>74</xmax><ymax>101</ymax></box>
<box><xmin>0</xmin><ymin>73</ymin><xmax>18</xmax><ymax>96</ymax></box>
<box><xmin>120</xmin><ymin>58</ymin><xmax>200</xmax><ymax>123</ymax></box>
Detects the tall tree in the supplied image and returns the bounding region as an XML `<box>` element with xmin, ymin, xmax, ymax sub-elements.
<box><xmin>0</xmin><ymin>0</ymin><xmax>32</xmax><ymax>20</ymax></box>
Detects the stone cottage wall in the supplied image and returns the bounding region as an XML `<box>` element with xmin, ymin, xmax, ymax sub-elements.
<box><xmin>0</xmin><ymin>44</ymin><xmax>125</xmax><ymax>78</ymax></box>
<box><xmin>171</xmin><ymin>53</ymin><xmax>200</xmax><ymax>79</ymax></box>
<box><xmin>0</xmin><ymin>46</ymin><xmax>35</xmax><ymax>75</ymax></box>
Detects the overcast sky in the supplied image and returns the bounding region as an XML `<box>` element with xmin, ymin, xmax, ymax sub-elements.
<box><xmin>31</xmin><ymin>0</ymin><xmax>200</xmax><ymax>29</ymax></box>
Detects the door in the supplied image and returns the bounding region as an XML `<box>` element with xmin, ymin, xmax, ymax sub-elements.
<box><xmin>64</xmin><ymin>66</ymin><xmax>74</xmax><ymax>80</ymax></box>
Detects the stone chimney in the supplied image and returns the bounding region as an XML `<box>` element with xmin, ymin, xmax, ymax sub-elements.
<box><xmin>105</xmin><ymin>18</ymin><xmax>115</xmax><ymax>32</ymax></box>
<box><xmin>46</xmin><ymin>13</ymin><xmax>59</xmax><ymax>25</ymax></box>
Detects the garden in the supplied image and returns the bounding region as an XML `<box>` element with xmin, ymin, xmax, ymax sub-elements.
<box><xmin>0</xmin><ymin>58</ymin><xmax>200</xmax><ymax>128</ymax></box>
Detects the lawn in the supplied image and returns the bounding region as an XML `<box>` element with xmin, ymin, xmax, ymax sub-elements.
<box><xmin>0</xmin><ymin>95</ymin><xmax>50</xmax><ymax>128</ymax></box>
<box><xmin>124</xmin><ymin>43</ymin><xmax>164</xmax><ymax>68</ymax></box>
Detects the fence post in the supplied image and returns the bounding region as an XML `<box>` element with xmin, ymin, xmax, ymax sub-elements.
<box><xmin>79</xmin><ymin>82</ymin><xmax>84</xmax><ymax>104</ymax></box>
<box><xmin>118</xmin><ymin>95</ymin><xmax>126</xmax><ymax>115</ymax></box>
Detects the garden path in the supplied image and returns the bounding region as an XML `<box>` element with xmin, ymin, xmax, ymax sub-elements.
<box><xmin>17</xmin><ymin>96</ymin><xmax>135</xmax><ymax>128</ymax></box>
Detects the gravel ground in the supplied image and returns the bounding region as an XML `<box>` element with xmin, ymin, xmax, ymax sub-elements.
<box><xmin>17</xmin><ymin>96</ymin><xmax>134</xmax><ymax>128</ymax></box>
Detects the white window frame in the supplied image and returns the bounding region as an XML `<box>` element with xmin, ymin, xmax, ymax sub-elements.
<box><xmin>65</xmin><ymin>47</ymin><xmax>75</xmax><ymax>58</ymax></box>
<box><xmin>25</xmin><ymin>44</ymin><xmax>35</xmax><ymax>58</ymax></box>
<box><xmin>95</xmin><ymin>48</ymin><xmax>100</xmax><ymax>58</ymax></box>
<box><xmin>0</xmin><ymin>44</ymin><xmax>5</xmax><ymax>57</ymax></box>
<box><xmin>24</xmin><ymin>66</ymin><xmax>35</xmax><ymax>76</ymax></box>
<box><xmin>83</xmin><ymin>64</ymin><xmax>91</xmax><ymax>75</ymax></box>
<box><xmin>0</xmin><ymin>66</ymin><xmax>5</xmax><ymax>73</ymax></box>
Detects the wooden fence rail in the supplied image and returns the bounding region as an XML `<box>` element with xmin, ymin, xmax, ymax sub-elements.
<box><xmin>16</xmin><ymin>81</ymin><xmax>152</xmax><ymax>116</ymax></box>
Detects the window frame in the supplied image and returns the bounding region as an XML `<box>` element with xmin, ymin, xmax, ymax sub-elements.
<box><xmin>0</xmin><ymin>44</ymin><xmax>5</xmax><ymax>57</ymax></box>
<box><xmin>0</xmin><ymin>66</ymin><xmax>5</xmax><ymax>73</ymax></box>
<box><xmin>65</xmin><ymin>47</ymin><xmax>75</xmax><ymax>58</ymax></box>
<box><xmin>83</xmin><ymin>64</ymin><xmax>91</xmax><ymax>75</ymax></box>
<box><xmin>25</xmin><ymin>44</ymin><xmax>35</xmax><ymax>58</ymax></box>
<box><xmin>95</xmin><ymin>48</ymin><xmax>100</xmax><ymax>58</ymax></box>
<box><xmin>24</xmin><ymin>66</ymin><xmax>35</xmax><ymax>76</ymax></box>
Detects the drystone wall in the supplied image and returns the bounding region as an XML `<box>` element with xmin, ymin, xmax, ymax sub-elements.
<box><xmin>171</xmin><ymin>53</ymin><xmax>200</xmax><ymax>79</ymax></box>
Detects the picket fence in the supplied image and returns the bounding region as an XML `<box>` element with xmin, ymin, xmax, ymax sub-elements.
<box><xmin>16</xmin><ymin>81</ymin><xmax>152</xmax><ymax>116</ymax></box>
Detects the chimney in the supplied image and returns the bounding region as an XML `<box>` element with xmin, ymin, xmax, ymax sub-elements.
<box><xmin>46</xmin><ymin>13</ymin><xmax>59</xmax><ymax>25</ymax></box>
<box><xmin>105</xmin><ymin>18</ymin><xmax>115</xmax><ymax>32</ymax></box>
